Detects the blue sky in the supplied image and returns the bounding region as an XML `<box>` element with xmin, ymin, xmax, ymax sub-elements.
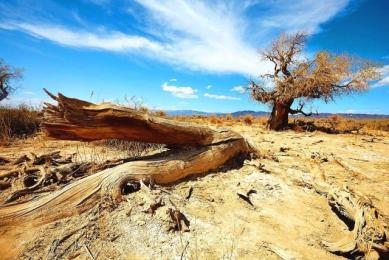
<box><xmin>0</xmin><ymin>0</ymin><xmax>388</xmax><ymax>114</ymax></box>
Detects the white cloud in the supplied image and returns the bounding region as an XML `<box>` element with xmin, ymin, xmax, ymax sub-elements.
<box><xmin>162</xmin><ymin>82</ymin><xmax>197</xmax><ymax>99</ymax></box>
<box><xmin>169</xmin><ymin>78</ymin><xmax>177</xmax><ymax>82</ymax></box>
<box><xmin>204</xmin><ymin>93</ymin><xmax>240</xmax><ymax>100</ymax></box>
<box><xmin>0</xmin><ymin>23</ymin><xmax>164</xmax><ymax>53</ymax></box>
<box><xmin>0</xmin><ymin>0</ymin><xmax>350</xmax><ymax>75</ymax></box>
<box><xmin>373</xmin><ymin>65</ymin><xmax>389</xmax><ymax>87</ymax></box>
<box><xmin>259</xmin><ymin>1</ymin><xmax>350</xmax><ymax>33</ymax></box>
<box><xmin>231</xmin><ymin>86</ymin><xmax>246</xmax><ymax>93</ymax></box>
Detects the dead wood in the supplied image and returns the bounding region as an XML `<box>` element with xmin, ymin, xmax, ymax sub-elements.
<box><xmin>0</xmin><ymin>156</ymin><xmax>10</xmax><ymax>165</ymax></box>
<box><xmin>0</xmin><ymin>180</ymin><xmax>11</xmax><ymax>190</ymax></box>
<box><xmin>5</xmin><ymin>166</ymin><xmax>48</xmax><ymax>203</ymax></box>
<box><xmin>0</xmin><ymin>91</ymin><xmax>254</xmax><ymax>226</ymax></box>
<box><xmin>143</xmin><ymin>197</ymin><xmax>164</xmax><ymax>215</ymax></box>
<box><xmin>0</xmin><ymin>168</ymin><xmax>19</xmax><ymax>180</ymax></box>
<box><xmin>42</xmin><ymin>88</ymin><xmax>240</xmax><ymax>146</ymax></box>
<box><xmin>296</xmin><ymin>165</ymin><xmax>388</xmax><ymax>259</ymax></box>
<box><xmin>13</xmin><ymin>154</ymin><xmax>30</xmax><ymax>165</ymax></box>
<box><xmin>167</xmin><ymin>208</ymin><xmax>190</xmax><ymax>231</ymax></box>
<box><xmin>237</xmin><ymin>189</ymin><xmax>256</xmax><ymax>207</ymax></box>
<box><xmin>185</xmin><ymin>186</ymin><xmax>193</xmax><ymax>200</ymax></box>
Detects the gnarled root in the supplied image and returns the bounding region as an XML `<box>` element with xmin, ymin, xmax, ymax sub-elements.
<box><xmin>296</xmin><ymin>175</ymin><xmax>388</xmax><ymax>259</ymax></box>
<box><xmin>0</xmin><ymin>139</ymin><xmax>252</xmax><ymax>227</ymax></box>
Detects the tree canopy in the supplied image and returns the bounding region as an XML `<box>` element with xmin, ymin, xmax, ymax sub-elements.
<box><xmin>249</xmin><ymin>32</ymin><xmax>381</xmax><ymax>130</ymax></box>
<box><xmin>0</xmin><ymin>59</ymin><xmax>22</xmax><ymax>101</ymax></box>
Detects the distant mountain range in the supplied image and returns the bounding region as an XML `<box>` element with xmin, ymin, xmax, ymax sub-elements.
<box><xmin>166</xmin><ymin>110</ymin><xmax>389</xmax><ymax>119</ymax></box>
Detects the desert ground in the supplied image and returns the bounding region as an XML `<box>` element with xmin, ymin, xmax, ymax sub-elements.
<box><xmin>0</xmin><ymin>121</ymin><xmax>388</xmax><ymax>259</ymax></box>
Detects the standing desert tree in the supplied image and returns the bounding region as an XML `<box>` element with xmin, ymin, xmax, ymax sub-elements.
<box><xmin>250</xmin><ymin>32</ymin><xmax>380</xmax><ymax>130</ymax></box>
<box><xmin>0</xmin><ymin>59</ymin><xmax>22</xmax><ymax>101</ymax></box>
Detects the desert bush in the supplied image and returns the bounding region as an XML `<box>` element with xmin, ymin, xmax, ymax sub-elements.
<box><xmin>242</xmin><ymin>114</ymin><xmax>254</xmax><ymax>125</ymax></box>
<box><xmin>95</xmin><ymin>139</ymin><xmax>164</xmax><ymax>158</ymax></box>
<box><xmin>257</xmin><ymin>117</ymin><xmax>268</xmax><ymax>126</ymax></box>
<box><xmin>328</xmin><ymin>115</ymin><xmax>343</xmax><ymax>129</ymax></box>
<box><xmin>138</xmin><ymin>106</ymin><xmax>149</xmax><ymax>114</ymax></box>
<box><xmin>209</xmin><ymin>114</ymin><xmax>220</xmax><ymax>124</ymax></box>
<box><xmin>0</xmin><ymin>105</ymin><xmax>41</xmax><ymax>144</ymax></box>
<box><xmin>154</xmin><ymin>110</ymin><xmax>167</xmax><ymax>117</ymax></box>
<box><xmin>225</xmin><ymin>113</ymin><xmax>233</xmax><ymax>121</ymax></box>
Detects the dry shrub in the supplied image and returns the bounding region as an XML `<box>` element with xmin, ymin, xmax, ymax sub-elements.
<box><xmin>154</xmin><ymin>110</ymin><xmax>167</xmax><ymax>117</ymax></box>
<box><xmin>95</xmin><ymin>139</ymin><xmax>164</xmax><ymax>158</ymax></box>
<box><xmin>242</xmin><ymin>114</ymin><xmax>254</xmax><ymax>125</ymax></box>
<box><xmin>291</xmin><ymin>124</ymin><xmax>304</xmax><ymax>132</ymax></box>
<box><xmin>225</xmin><ymin>113</ymin><xmax>233</xmax><ymax>121</ymax></box>
<box><xmin>257</xmin><ymin>117</ymin><xmax>268</xmax><ymax>126</ymax></box>
<box><xmin>328</xmin><ymin>114</ymin><xmax>343</xmax><ymax>129</ymax></box>
<box><xmin>0</xmin><ymin>105</ymin><xmax>41</xmax><ymax>144</ymax></box>
<box><xmin>209</xmin><ymin>114</ymin><xmax>220</xmax><ymax>124</ymax></box>
<box><xmin>138</xmin><ymin>106</ymin><xmax>149</xmax><ymax>114</ymax></box>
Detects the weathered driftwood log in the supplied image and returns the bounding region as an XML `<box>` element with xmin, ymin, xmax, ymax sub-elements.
<box><xmin>0</xmin><ymin>90</ymin><xmax>254</xmax><ymax>226</ymax></box>
<box><xmin>42</xmin><ymin>89</ymin><xmax>239</xmax><ymax>146</ymax></box>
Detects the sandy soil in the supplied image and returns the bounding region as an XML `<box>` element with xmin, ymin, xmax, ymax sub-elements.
<box><xmin>0</xmin><ymin>125</ymin><xmax>388</xmax><ymax>259</ymax></box>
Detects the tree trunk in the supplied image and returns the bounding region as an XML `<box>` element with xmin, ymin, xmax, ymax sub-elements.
<box><xmin>42</xmin><ymin>92</ymin><xmax>238</xmax><ymax>146</ymax></box>
<box><xmin>0</xmin><ymin>90</ymin><xmax>255</xmax><ymax>227</ymax></box>
<box><xmin>267</xmin><ymin>99</ymin><xmax>293</xmax><ymax>130</ymax></box>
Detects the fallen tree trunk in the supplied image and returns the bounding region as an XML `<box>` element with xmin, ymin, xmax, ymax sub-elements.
<box><xmin>0</xmin><ymin>90</ymin><xmax>254</xmax><ymax>226</ymax></box>
<box><xmin>42</xmin><ymin>89</ymin><xmax>239</xmax><ymax>146</ymax></box>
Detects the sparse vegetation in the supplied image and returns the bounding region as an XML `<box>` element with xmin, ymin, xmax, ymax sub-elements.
<box><xmin>242</xmin><ymin>114</ymin><xmax>254</xmax><ymax>125</ymax></box>
<box><xmin>168</xmin><ymin>113</ymin><xmax>389</xmax><ymax>135</ymax></box>
<box><xmin>0</xmin><ymin>105</ymin><xmax>41</xmax><ymax>144</ymax></box>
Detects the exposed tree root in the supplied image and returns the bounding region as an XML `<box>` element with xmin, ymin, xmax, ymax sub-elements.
<box><xmin>295</xmin><ymin>165</ymin><xmax>388</xmax><ymax>259</ymax></box>
<box><xmin>5</xmin><ymin>166</ymin><xmax>48</xmax><ymax>203</ymax></box>
<box><xmin>0</xmin><ymin>138</ymin><xmax>252</xmax><ymax>227</ymax></box>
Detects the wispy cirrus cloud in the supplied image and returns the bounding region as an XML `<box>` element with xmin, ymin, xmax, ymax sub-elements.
<box><xmin>373</xmin><ymin>65</ymin><xmax>389</xmax><ymax>88</ymax></box>
<box><xmin>0</xmin><ymin>0</ymin><xmax>351</xmax><ymax>75</ymax></box>
<box><xmin>259</xmin><ymin>1</ymin><xmax>350</xmax><ymax>33</ymax></box>
<box><xmin>204</xmin><ymin>93</ymin><xmax>240</xmax><ymax>100</ymax></box>
<box><xmin>162</xmin><ymin>82</ymin><xmax>197</xmax><ymax>99</ymax></box>
<box><xmin>0</xmin><ymin>23</ymin><xmax>164</xmax><ymax>52</ymax></box>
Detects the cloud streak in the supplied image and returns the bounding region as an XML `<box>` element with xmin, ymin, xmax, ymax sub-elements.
<box><xmin>162</xmin><ymin>82</ymin><xmax>198</xmax><ymax>98</ymax></box>
<box><xmin>204</xmin><ymin>93</ymin><xmax>240</xmax><ymax>100</ymax></box>
<box><xmin>373</xmin><ymin>65</ymin><xmax>389</xmax><ymax>87</ymax></box>
<box><xmin>231</xmin><ymin>86</ymin><xmax>246</xmax><ymax>93</ymax></box>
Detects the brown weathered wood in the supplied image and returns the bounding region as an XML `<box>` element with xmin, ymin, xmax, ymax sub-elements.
<box><xmin>295</xmin><ymin>164</ymin><xmax>389</xmax><ymax>259</ymax></box>
<box><xmin>0</xmin><ymin>90</ymin><xmax>254</xmax><ymax>226</ymax></box>
<box><xmin>42</xmin><ymin>89</ymin><xmax>240</xmax><ymax>146</ymax></box>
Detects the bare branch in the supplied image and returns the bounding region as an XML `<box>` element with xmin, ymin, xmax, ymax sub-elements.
<box><xmin>0</xmin><ymin>59</ymin><xmax>23</xmax><ymax>101</ymax></box>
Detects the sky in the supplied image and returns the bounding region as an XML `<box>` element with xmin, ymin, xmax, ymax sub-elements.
<box><xmin>0</xmin><ymin>0</ymin><xmax>388</xmax><ymax>114</ymax></box>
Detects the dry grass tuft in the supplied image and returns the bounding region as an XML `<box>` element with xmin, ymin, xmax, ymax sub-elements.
<box><xmin>242</xmin><ymin>114</ymin><xmax>254</xmax><ymax>125</ymax></box>
<box><xmin>0</xmin><ymin>105</ymin><xmax>41</xmax><ymax>144</ymax></box>
<box><xmin>153</xmin><ymin>110</ymin><xmax>167</xmax><ymax>117</ymax></box>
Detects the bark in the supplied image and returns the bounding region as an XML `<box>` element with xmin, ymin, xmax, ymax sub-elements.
<box><xmin>0</xmin><ymin>91</ymin><xmax>255</xmax><ymax>227</ymax></box>
<box><xmin>42</xmin><ymin>91</ymin><xmax>238</xmax><ymax>146</ymax></box>
<box><xmin>267</xmin><ymin>99</ymin><xmax>293</xmax><ymax>130</ymax></box>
